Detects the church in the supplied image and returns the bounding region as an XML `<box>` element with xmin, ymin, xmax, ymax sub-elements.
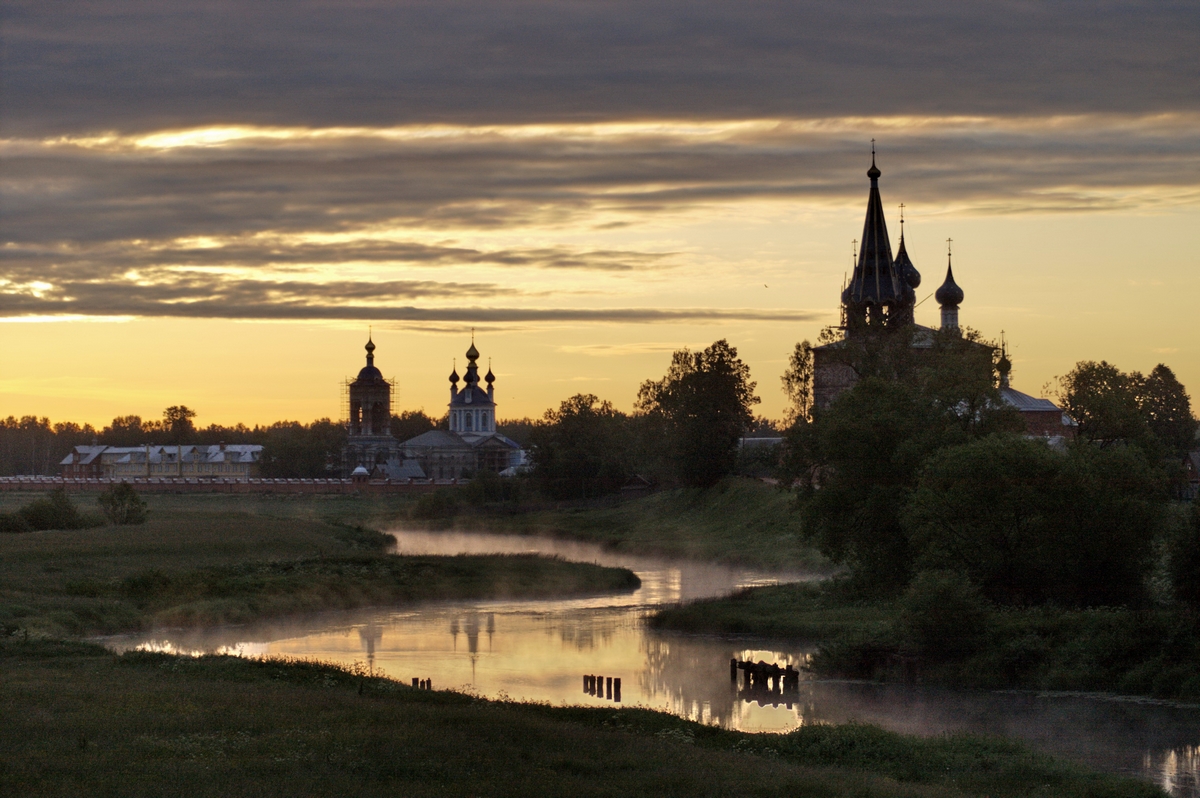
<box><xmin>813</xmin><ymin>153</ymin><xmax>1075</xmax><ymax>439</ymax></box>
<box><xmin>399</xmin><ymin>338</ymin><xmax>524</xmax><ymax>480</ymax></box>
<box><xmin>341</xmin><ymin>336</ymin><xmax>524</xmax><ymax>480</ymax></box>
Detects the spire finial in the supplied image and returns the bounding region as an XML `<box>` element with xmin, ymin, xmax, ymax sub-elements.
<box><xmin>851</xmin><ymin>238</ymin><xmax>858</xmax><ymax>262</ymax></box>
<box><xmin>946</xmin><ymin>237</ymin><xmax>953</xmax><ymax>258</ymax></box>
<box><xmin>867</xmin><ymin>141</ymin><xmax>880</xmax><ymax>179</ymax></box>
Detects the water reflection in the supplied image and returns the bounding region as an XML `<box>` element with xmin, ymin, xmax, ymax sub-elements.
<box><xmin>103</xmin><ymin>528</ymin><xmax>1200</xmax><ymax>796</ymax></box>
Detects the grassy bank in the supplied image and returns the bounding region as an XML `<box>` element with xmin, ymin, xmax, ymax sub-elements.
<box><xmin>0</xmin><ymin>639</ymin><xmax>1162</xmax><ymax>798</ymax></box>
<box><xmin>0</xmin><ymin>492</ymin><xmax>637</xmax><ymax>637</ymax></box>
<box><xmin>653</xmin><ymin>583</ymin><xmax>1200</xmax><ymax>702</ymax></box>
<box><xmin>438</xmin><ymin>478</ymin><xmax>825</xmax><ymax>572</ymax></box>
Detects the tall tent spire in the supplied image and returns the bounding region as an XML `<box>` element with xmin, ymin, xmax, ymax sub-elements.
<box><xmin>842</xmin><ymin>147</ymin><xmax>912</xmax><ymax>329</ymax></box>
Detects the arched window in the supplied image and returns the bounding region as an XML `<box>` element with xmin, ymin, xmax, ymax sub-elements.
<box><xmin>466</xmin><ymin>413</ymin><xmax>474</xmax><ymax>431</ymax></box>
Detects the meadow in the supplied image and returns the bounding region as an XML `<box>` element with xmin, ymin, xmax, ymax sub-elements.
<box><xmin>0</xmin><ymin>491</ymin><xmax>636</xmax><ymax>638</ymax></box>
<box><xmin>0</xmin><ymin>638</ymin><xmax>1164</xmax><ymax>798</ymax></box>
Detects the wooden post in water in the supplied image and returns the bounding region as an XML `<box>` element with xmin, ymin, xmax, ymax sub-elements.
<box><xmin>583</xmin><ymin>675</ymin><xmax>589</xmax><ymax>693</ymax></box>
<box><xmin>613</xmin><ymin>677</ymin><xmax>621</xmax><ymax>703</ymax></box>
<box><xmin>412</xmin><ymin>677</ymin><xmax>419</xmax><ymax>688</ymax></box>
<box><xmin>731</xmin><ymin>658</ymin><xmax>738</xmax><ymax>681</ymax></box>
<box><xmin>606</xmin><ymin>677</ymin><xmax>612</xmax><ymax>699</ymax></box>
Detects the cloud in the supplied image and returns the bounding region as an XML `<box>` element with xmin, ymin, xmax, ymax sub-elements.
<box><xmin>3</xmin><ymin>1</ymin><xmax>1198</xmax><ymax>137</ymax></box>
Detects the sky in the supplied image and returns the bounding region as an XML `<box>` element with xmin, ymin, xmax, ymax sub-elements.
<box><xmin>2</xmin><ymin>0</ymin><xmax>1198</xmax><ymax>427</ymax></box>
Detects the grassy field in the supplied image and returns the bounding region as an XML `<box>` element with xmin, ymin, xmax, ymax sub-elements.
<box><xmin>0</xmin><ymin>491</ymin><xmax>637</xmax><ymax>637</ymax></box>
<box><xmin>446</xmin><ymin>478</ymin><xmax>826</xmax><ymax>572</ymax></box>
<box><xmin>0</xmin><ymin>639</ymin><xmax>1164</xmax><ymax>798</ymax></box>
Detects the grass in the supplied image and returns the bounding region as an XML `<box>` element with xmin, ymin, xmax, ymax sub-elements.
<box><xmin>653</xmin><ymin>582</ymin><xmax>1200</xmax><ymax>702</ymax></box>
<box><xmin>447</xmin><ymin>477</ymin><xmax>826</xmax><ymax>572</ymax></box>
<box><xmin>0</xmin><ymin>639</ymin><xmax>1164</xmax><ymax>798</ymax></box>
<box><xmin>0</xmin><ymin>491</ymin><xmax>637</xmax><ymax>637</ymax></box>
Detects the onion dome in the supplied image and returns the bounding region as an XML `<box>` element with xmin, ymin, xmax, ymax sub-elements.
<box><xmin>485</xmin><ymin>365</ymin><xmax>495</xmax><ymax>385</ymax></box>
<box><xmin>466</xmin><ymin>341</ymin><xmax>480</xmax><ymax>362</ymax></box>
<box><xmin>449</xmin><ymin>361</ymin><xmax>460</xmax><ymax>385</ymax></box>
<box><xmin>894</xmin><ymin>233</ymin><xmax>921</xmax><ymax>289</ymax></box>
<box><xmin>355</xmin><ymin>335</ymin><xmax>383</xmax><ymax>382</ymax></box>
<box><xmin>867</xmin><ymin>153</ymin><xmax>881</xmax><ymax>180</ymax></box>
<box><xmin>935</xmin><ymin>258</ymin><xmax>964</xmax><ymax>307</ymax></box>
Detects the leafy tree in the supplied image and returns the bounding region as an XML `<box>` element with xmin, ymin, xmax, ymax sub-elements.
<box><xmin>97</xmin><ymin>482</ymin><xmax>148</xmax><ymax>525</ymax></box>
<box><xmin>787</xmin><ymin>378</ymin><xmax>958</xmax><ymax>593</ymax></box>
<box><xmin>1139</xmin><ymin>364</ymin><xmax>1197</xmax><ymax>455</ymax></box>
<box><xmin>392</xmin><ymin>410</ymin><xmax>437</xmax><ymax>443</ymax></box>
<box><xmin>1057</xmin><ymin>361</ymin><xmax>1150</xmax><ymax>450</ymax></box>
<box><xmin>904</xmin><ymin>434</ymin><xmax>1166</xmax><ymax>607</ymax></box>
<box><xmin>781</xmin><ymin>340</ymin><xmax>815</xmax><ymax>426</ymax></box>
<box><xmin>529</xmin><ymin>394</ymin><xmax>631</xmax><ymax>499</ymax></box>
<box><xmin>162</xmin><ymin>405</ymin><xmax>197</xmax><ymax>444</ymax></box>
<box><xmin>636</xmin><ymin>339</ymin><xmax>759</xmax><ymax>488</ymax></box>
<box><xmin>496</xmin><ymin>417</ymin><xmax>537</xmax><ymax>446</ymax></box>
<box><xmin>257</xmin><ymin>419</ymin><xmax>346</xmax><ymax>478</ymax></box>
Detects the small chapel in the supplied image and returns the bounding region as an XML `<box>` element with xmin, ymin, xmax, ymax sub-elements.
<box><xmin>812</xmin><ymin>153</ymin><xmax>1075</xmax><ymax>439</ymax></box>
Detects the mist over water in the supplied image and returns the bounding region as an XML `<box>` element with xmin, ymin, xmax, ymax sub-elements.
<box><xmin>106</xmin><ymin>528</ymin><xmax>1200</xmax><ymax>796</ymax></box>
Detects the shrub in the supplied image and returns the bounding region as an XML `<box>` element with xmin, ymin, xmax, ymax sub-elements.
<box><xmin>0</xmin><ymin>512</ymin><xmax>32</xmax><ymax>533</ymax></box>
<box><xmin>410</xmin><ymin>489</ymin><xmax>460</xmax><ymax>520</ymax></box>
<box><xmin>97</xmin><ymin>482</ymin><xmax>148</xmax><ymax>525</ymax></box>
<box><xmin>897</xmin><ymin>570</ymin><xmax>991</xmax><ymax>660</ymax></box>
<box><xmin>17</xmin><ymin>488</ymin><xmax>99</xmax><ymax>531</ymax></box>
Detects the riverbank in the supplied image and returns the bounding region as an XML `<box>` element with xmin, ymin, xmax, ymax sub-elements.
<box><xmin>0</xmin><ymin>639</ymin><xmax>1163</xmax><ymax>798</ymax></box>
<box><xmin>0</xmin><ymin>494</ymin><xmax>637</xmax><ymax>637</ymax></box>
<box><xmin>425</xmin><ymin>478</ymin><xmax>826</xmax><ymax>572</ymax></box>
<box><xmin>652</xmin><ymin>583</ymin><xmax>1200</xmax><ymax>702</ymax></box>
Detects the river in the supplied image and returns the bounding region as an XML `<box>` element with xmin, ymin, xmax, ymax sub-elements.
<box><xmin>107</xmin><ymin>528</ymin><xmax>1200</xmax><ymax>796</ymax></box>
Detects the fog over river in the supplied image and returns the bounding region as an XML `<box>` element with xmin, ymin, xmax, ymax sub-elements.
<box><xmin>107</xmin><ymin>529</ymin><xmax>1200</xmax><ymax>796</ymax></box>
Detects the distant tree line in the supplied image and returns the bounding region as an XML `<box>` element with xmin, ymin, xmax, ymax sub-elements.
<box><xmin>0</xmin><ymin>405</ymin><xmax>534</xmax><ymax>479</ymax></box>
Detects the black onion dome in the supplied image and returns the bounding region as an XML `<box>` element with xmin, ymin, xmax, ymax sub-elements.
<box><xmin>485</xmin><ymin>367</ymin><xmax>495</xmax><ymax>384</ymax></box>
<box><xmin>466</xmin><ymin>342</ymin><xmax>480</xmax><ymax>361</ymax></box>
<box><xmin>894</xmin><ymin>235</ymin><xmax>921</xmax><ymax>289</ymax></box>
<box><xmin>935</xmin><ymin>262</ymin><xmax>964</xmax><ymax>306</ymax></box>
<box><xmin>449</xmin><ymin>366</ymin><xmax>460</xmax><ymax>384</ymax></box>
<box><xmin>867</xmin><ymin>155</ymin><xmax>881</xmax><ymax>180</ymax></box>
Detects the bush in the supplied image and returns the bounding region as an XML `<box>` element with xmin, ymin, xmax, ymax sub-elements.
<box><xmin>463</xmin><ymin>469</ymin><xmax>524</xmax><ymax>505</ymax></box>
<box><xmin>97</xmin><ymin>482</ymin><xmax>148</xmax><ymax>525</ymax></box>
<box><xmin>897</xmin><ymin>570</ymin><xmax>992</xmax><ymax>660</ymax></box>
<box><xmin>410</xmin><ymin>489</ymin><xmax>460</xmax><ymax>520</ymax></box>
<box><xmin>16</xmin><ymin>488</ymin><xmax>100</xmax><ymax>531</ymax></box>
<box><xmin>0</xmin><ymin>512</ymin><xmax>32</xmax><ymax>533</ymax></box>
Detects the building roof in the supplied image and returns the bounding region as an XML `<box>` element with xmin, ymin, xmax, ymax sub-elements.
<box><xmin>402</xmin><ymin>430</ymin><xmax>470</xmax><ymax>449</ymax></box>
<box><xmin>999</xmin><ymin>387</ymin><xmax>1060</xmax><ymax>412</ymax></box>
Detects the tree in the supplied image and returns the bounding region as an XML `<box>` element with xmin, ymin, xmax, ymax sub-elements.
<box><xmin>97</xmin><ymin>482</ymin><xmax>148</xmax><ymax>525</ymax></box>
<box><xmin>392</xmin><ymin>410</ymin><xmax>436</xmax><ymax>443</ymax></box>
<box><xmin>787</xmin><ymin>378</ymin><xmax>957</xmax><ymax>593</ymax></box>
<box><xmin>1057</xmin><ymin>361</ymin><xmax>1150</xmax><ymax>450</ymax></box>
<box><xmin>1139</xmin><ymin>364</ymin><xmax>1197</xmax><ymax>455</ymax></box>
<box><xmin>529</xmin><ymin>394</ymin><xmax>631</xmax><ymax>499</ymax></box>
<box><xmin>904</xmin><ymin>434</ymin><xmax>1166</xmax><ymax>607</ymax></box>
<box><xmin>636</xmin><ymin>340</ymin><xmax>759</xmax><ymax>488</ymax></box>
<box><xmin>781</xmin><ymin>340</ymin><xmax>814</xmax><ymax>426</ymax></box>
<box><xmin>162</xmin><ymin>405</ymin><xmax>197</xmax><ymax>444</ymax></box>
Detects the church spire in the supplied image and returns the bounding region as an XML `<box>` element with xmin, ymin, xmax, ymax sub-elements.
<box><xmin>842</xmin><ymin>146</ymin><xmax>912</xmax><ymax>330</ymax></box>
